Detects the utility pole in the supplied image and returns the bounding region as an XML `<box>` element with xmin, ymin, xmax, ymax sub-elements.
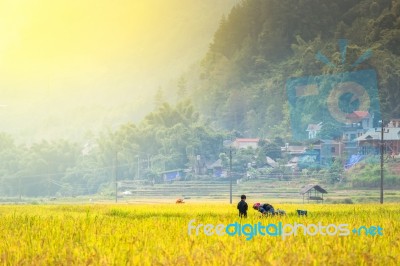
<box><xmin>137</xmin><ymin>155</ymin><xmax>140</xmax><ymax>180</ymax></box>
<box><xmin>376</xmin><ymin>120</ymin><xmax>388</xmax><ymax>204</ymax></box>
<box><xmin>115</xmin><ymin>151</ymin><xmax>118</xmax><ymax>203</ymax></box>
<box><xmin>18</xmin><ymin>175</ymin><xmax>21</xmax><ymax>201</ymax></box>
<box><xmin>229</xmin><ymin>146</ymin><xmax>232</xmax><ymax>204</ymax></box>
<box><xmin>47</xmin><ymin>163</ymin><xmax>51</xmax><ymax>198</ymax></box>
<box><xmin>380</xmin><ymin>123</ymin><xmax>384</xmax><ymax>204</ymax></box>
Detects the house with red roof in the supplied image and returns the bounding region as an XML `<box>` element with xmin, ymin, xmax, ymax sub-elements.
<box><xmin>342</xmin><ymin>111</ymin><xmax>374</xmax><ymax>141</ymax></box>
<box><xmin>342</xmin><ymin>111</ymin><xmax>374</xmax><ymax>155</ymax></box>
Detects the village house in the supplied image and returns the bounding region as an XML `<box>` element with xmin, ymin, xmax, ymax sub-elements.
<box><xmin>342</xmin><ymin>111</ymin><xmax>374</xmax><ymax>141</ymax></box>
<box><xmin>355</xmin><ymin>119</ymin><xmax>400</xmax><ymax>156</ymax></box>
<box><xmin>231</xmin><ymin>138</ymin><xmax>260</xmax><ymax>149</ymax></box>
<box><xmin>306</xmin><ymin>122</ymin><xmax>323</xmax><ymax>139</ymax></box>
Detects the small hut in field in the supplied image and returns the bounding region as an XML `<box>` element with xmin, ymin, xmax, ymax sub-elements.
<box><xmin>300</xmin><ymin>184</ymin><xmax>328</xmax><ymax>203</ymax></box>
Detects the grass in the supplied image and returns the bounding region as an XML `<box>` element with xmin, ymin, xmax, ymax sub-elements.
<box><xmin>0</xmin><ymin>203</ymin><xmax>398</xmax><ymax>265</ymax></box>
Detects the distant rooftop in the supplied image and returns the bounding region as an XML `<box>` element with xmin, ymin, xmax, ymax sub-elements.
<box><xmin>355</xmin><ymin>128</ymin><xmax>400</xmax><ymax>141</ymax></box>
<box><xmin>345</xmin><ymin>111</ymin><xmax>370</xmax><ymax>121</ymax></box>
<box><xmin>300</xmin><ymin>184</ymin><xmax>328</xmax><ymax>194</ymax></box>
<box><xmin>234</xmin><ymin>138</ymin><xmax>260</xmax><ymax>142</ymax></box>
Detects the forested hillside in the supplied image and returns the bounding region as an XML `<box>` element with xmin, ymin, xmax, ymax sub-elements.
<box><xmin>180</xmin><ymin>0</ymin><xmax>400</xmax><ymax>139</ymax></box>
<box><xmin>0</xmin><ymin>100</ymin><xmax>230</xmax><ymax>197</ymax></box>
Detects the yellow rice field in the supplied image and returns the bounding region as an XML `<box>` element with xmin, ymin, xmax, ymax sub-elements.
<box><xmin>0</xmin><ymin>203</ymin><xmax>398</xmax><ymax>265</ymax></box>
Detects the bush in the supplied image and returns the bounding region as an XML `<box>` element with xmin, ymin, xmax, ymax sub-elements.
<box><xmin>343</xmin><ymin>198</ymin><xmax>353</xmax><ymax>204</ymax></box>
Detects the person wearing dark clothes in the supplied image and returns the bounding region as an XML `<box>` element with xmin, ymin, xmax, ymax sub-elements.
<box><xmin>253</xmin><ymin>202</ymin><xmax>275</xmax><ymax>215</ymax></box>
<box><xmin>237</xmin><ymin>194</ymin><xmax>248</xmax><ymax>218</ymax></box>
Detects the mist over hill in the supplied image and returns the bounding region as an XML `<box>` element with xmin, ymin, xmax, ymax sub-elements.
<box><xmin>0</xmin><ymin>0</ymin><xmax>238</xmax><ymax>143</ymax></box>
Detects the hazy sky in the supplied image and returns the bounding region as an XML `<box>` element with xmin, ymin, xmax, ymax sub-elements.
<box><xmin>0</xmin><ymin>0</ymin><xmax>237</xmax><ymax>140</ymax></box>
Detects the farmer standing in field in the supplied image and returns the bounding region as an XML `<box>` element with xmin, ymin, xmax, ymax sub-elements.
<box><xmin>237</xmin><ymin>194</ymin><xmax>248</xmax><ymax>218</ymax></box>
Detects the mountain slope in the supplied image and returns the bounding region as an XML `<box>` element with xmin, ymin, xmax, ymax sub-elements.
<box><xmin>184</xmin><ymin>0</ymin><xmax>400</xmax><ymax>140</ymax></box>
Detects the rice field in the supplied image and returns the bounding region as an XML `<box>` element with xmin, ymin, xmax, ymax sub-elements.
<box><xmin>0</xmin><ymin>203</ymin><xmax>398</xmax><ymax>265</ymax></box>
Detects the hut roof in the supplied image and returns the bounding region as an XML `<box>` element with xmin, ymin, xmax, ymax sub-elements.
<box><xmin>300</xmin><ymin>184</ymin><xmax>328</xmax><ymax>194</ymax></box>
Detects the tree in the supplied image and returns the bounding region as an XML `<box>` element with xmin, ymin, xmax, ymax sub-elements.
<box><xmin>327</xmin><ymin>157</ymin><xmax>344</xmax><ymax>184</ymax></box>
<box><xmin>154</xmin><ymin>86</ymin><xmax>166</xmax><ymax>107</ymax></box>
<box><xmin>177</xmin><ymin>76</ymin><xmax>187</xmax><ymax>99</ymax></box>
<box><xmin>318</xmin><ymin>121</ymin><xmax>343</xmax><ymax>140</ymax></box>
